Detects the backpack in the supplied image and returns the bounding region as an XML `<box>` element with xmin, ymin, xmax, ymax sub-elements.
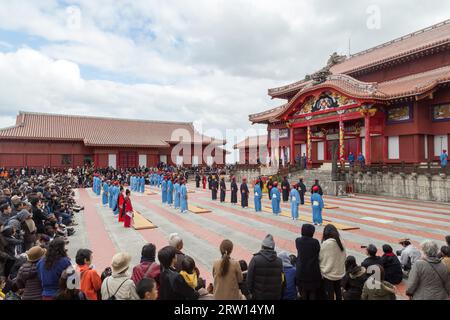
<box><xmin>105</xmin><ymin>277</ymin><xmax>128</xmax><ymax>300</ymax></box>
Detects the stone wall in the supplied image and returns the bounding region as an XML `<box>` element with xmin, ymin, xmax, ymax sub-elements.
<box><xmin>347</xmin><ymin>171</ymin><xmax>450</xmax><ymax>202</ymax></box>
<box><xmin>232</xmin><ymin>167</ymin><xmax>450</xmax><ymax>202</ymax></box>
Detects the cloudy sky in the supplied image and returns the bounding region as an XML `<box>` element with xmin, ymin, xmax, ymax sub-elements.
<box><xmin>0</xmin><ymin>0</ymin><xmax>449</xmax><ymax>161</ymax></box>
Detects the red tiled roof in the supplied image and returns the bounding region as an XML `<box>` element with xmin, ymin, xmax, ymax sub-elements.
<box><xmin>330</xmin><ymin>19</ymin><xmax>450</xmax><ymax>75</ymax></box>
<box><xmin>233</xmin><ymin>135</ymin><xmax>268</xmax><ymax>149</ymax></box>
<box><xmin>0</xmin><ymin>112</ymin><xmax>224</xmax><ymax>147</ymax></box>
<box><xmin>250</xmin><ymin>66</ymin><xmax>450</xmax><ymax>123</ymax></box>
<box><xmin>268</xmin><ymin>19</ymin><xmax>450</xmax><ymax>98</ymax></box>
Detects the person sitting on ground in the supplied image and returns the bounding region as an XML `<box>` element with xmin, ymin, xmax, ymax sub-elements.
<box><xmin>76</xmin><ymin>249</ymin><xmax>102</xmax><ymax>300</ymax></box>
<box><xmin>247</xmin><ymin>234</ymin><xmax>283</xmax><ymax>300</ymax></box>
<box><xmin>341</xmin><ymin>256</ymin><xmax>368</xmax><ymax>300</ymax></box>
<box><xmin>380</xmin><ymin>244</ymin><xmax>403</xmax><ymax>285</ymax></box>
<box><xmin>361</xmin><ymin>265</ymin><xmax>396</xmax><ymax>300</ymax></box>
<box><xmin>136</xmin><ymin>278</ymin><xmax>158</xmax><ymax>300</ymax></box>
<box><xmin>397</xmin><ymin>238</ymin><xmax>421</xmax><ymax>277</ymax></box>
<box><xmin>212</xmin><ymin>239</ymin><xmax>244</xmax><ymax>300</ymax></box>
<box><xmin>131</xmin><ymin>243</ymin><xmax>160</xmax><ymax>292</ymax></box>
<box><xmin>406</xmin><ymin>240</ymin><xmax>450</xmax><ymax>300</ymax></box>
<box><xmin>361</xmin><ymin>244</ymin><xmax>382</xmax><ymax>269</ymax></box>
<box><xmin>278</xmin><ymin>251</ymin><xmax>297</xmax><ymax>300</ymax></box>
<box><xmin>168</xmin><ymin>233</ymin><xmax>185</xmax><ymax>272</ymax></box>
<box><xmin>158</xmin><ymin>246</ymin><xmax>199</xmax><ymax>300</ymax></box>
<box><xmin>101</xmin><ymin>252</ymin><xmax>139</xmax><ymax>300</ymax></box>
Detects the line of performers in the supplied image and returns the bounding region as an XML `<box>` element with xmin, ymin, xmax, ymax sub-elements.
<box><xmin>152</xmin><ymin>173</ymin><xmax>189</xmax><ymax>213</ymax></box>
<box><xmin>202</xmin><ymin>175</ymin><xmax>325</xmax><ymax>226</ymax></box>
<box><xmin>93</xmin><ymin>174</ymin><xmax>135</xmax><ymax>228</ymax></box>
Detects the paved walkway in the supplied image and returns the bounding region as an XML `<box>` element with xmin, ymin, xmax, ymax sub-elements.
<box><xmin>69</xmin><ymin>183</ymin><xmax>450</xmax><ymax>298</ymax></box>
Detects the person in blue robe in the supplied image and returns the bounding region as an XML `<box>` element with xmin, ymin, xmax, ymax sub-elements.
<box><xmin>167</xmin><ymin>178</ymin><xmax>174</xmax><ymax>205</ymax></box>
<box><xmin>254</xmin><ymin>182</ymin><xmax>262</xmax><ymax>212</ymax></box>
<box><xmin>140</xmin><ymin>176</ymin><xmax>145</xmax><ymax>193</ymax></box>
<box><xmin>174</xmin><ymin>180</ymin><xmax>180</xmax><ymax>209</ymax></box>
<box><xmin>289</xmin><ymin>184</ymin><xmax>300</xmax><ymax>220</ymax></box>
<box><xmin>161</xmin><ymin>177</ymin><xmax>168</xmax><ymax>204</ymax></box>
<box><xmin>113</xmin><ymin>184</ymin><xmax>120</xmax><ymax>215</ymax></box>
<box><xmin>102</xmin><ymin>181</ymin><xmax>109</xmax><ymax>206</ymax></box>
<box><xmin>108</xmin><ymin>183</ymin><xmax>114</xmax><ymax>208</ymax></box>
<box><xmin>311</xmin><ymin>186</ymin><xmax>324</xmax><ymax>225</ymax></box>
<box><xmin>270</xmin><ymin>181</ymin><xmax>281</xmax><ymax>215</ymax></box>
<box><xmin>180</xmin><ymin>180</ymin><xmax>188</xmax><ymax>213</ymax></box>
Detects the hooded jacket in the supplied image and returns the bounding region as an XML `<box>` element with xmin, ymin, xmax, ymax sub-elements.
<box><xmin>278</xmin><ymin>251</ymin><xmax>297</xmax><ymax>300</ymax></box>
<box><xmin>341</xmin><ymin>266</ymin><xmax>368</xmax><ymax>300</ymax></box>
<box><xmin>247</xmin><ymin>249</ymin><xmax>283</xmax><ymax>300</ymax></box>
<box><xmin>361</xmin><ymin>278</ymin><xmax>396</xmax><ymax>300</ymax></box>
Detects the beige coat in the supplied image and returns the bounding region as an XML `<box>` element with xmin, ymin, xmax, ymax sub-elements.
<box><xmin>319</xmin><ymin>238</ymin><xmax>346</xmax><ymax>281</ymax></box>
<box><xmin>213</xmin><ymin>258</ymin><xmax>244</xmax><ymax>300</ymax></box>
<box><xmin>101</xmin><ymin>273</ymin><xmax>140</xmax><ymax>300</ymax></box>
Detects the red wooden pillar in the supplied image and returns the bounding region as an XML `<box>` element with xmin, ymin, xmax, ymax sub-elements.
<box><xmin>365</xmin><ymin>114</ymin><xmax>371</xmax><ymax>165</ymax></box>
<box><xmin>289</xmin><ymin>127</ymin><xmax>295</xmax><ymax>164</ymax></box>
<box><xmin>307</xmin><ymin>125</ymin><xmax>312</xmax><ymax>169</ymax></box>
<box><xmin>356</xmin><ymin>135</ymin><xmax>361</xmax><ymax>157</ymax></box>
<box><xmin>339</xmin><ymin>120</ymin><xmax>345</xmax><ymax>164</ymax></box>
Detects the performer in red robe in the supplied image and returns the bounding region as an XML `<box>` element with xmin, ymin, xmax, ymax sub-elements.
<box><xmin>123</xmin><ymin>189</ymin><xmax>133</xmax><ymax>228</ymax></box>
<box><xmin>118</xmin><ymin>186</ymin><xmax>125</xmax><ymax>223</ymax></box>
<box><xmin>202</xmin><ymin>175</ymin><xmax>207</xmax><ymax>189</ymax></box>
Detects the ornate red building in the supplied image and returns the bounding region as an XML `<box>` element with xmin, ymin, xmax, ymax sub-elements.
<box><xmin>249</xmin><ymin>20</ymin><xmax>450</xmax><ymax>167</ymax></box>
<box><xmin>0</xmin><ymin>112</ymin><xmax>226</xmax><ymax>169</ymax></box>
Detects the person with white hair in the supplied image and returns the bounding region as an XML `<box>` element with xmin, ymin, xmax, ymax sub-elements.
<box><xmin>168</xmin><ymin>233</ymin><xmax>185</xmax><ymax>272</ymax></box>
<box><xmin>406</xmin><ymin>240</ymin><xmax>450</xmax><ymax>300</ymax></box>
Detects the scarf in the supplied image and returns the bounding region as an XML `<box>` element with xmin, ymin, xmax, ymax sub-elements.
<box><xmin>179</xmin><ymin>271</ymin><xmax>198</xmax><ymax>289</ymax></box>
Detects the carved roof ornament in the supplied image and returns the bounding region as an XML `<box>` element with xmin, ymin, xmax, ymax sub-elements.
<box><xmin>305</xmin><ymin>52</ymin><xmax>347</xmax><ymax>85</ymax></box>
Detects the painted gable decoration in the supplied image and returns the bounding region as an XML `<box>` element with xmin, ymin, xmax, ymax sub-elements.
<box><xmin>294</xmin><ymin>91</ymin><xmax>357</xmax><ymax>116</ymax></box>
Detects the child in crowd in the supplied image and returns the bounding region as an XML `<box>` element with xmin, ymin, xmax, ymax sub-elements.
<box><xmin>136</xmin><ymin>278</ymin><xmax>158</xmax><ymax>300</ymax></box>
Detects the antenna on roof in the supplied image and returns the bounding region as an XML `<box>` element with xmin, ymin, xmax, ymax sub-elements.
<box><xmin>348</xmin><ymin>36</ymin><xmax>351</xmax><ymax>57</ymax></box>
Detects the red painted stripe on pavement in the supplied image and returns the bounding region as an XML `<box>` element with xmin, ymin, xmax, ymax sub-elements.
<box><xmin>78</xmin><ymin>189</ymin><xmax>117</xmax><ymax>271</ymax></box>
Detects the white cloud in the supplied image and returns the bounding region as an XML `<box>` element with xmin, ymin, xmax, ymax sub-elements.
<box><xmin>0</xmin><ymin>0</ymin><xmax>449</xmax><ymax>163</ymax></box>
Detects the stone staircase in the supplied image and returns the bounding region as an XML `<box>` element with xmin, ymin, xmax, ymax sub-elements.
<box><xmin>287</xmin><ymin>164</ymin><xmax>346</xmax><ymax>196</ymax></box>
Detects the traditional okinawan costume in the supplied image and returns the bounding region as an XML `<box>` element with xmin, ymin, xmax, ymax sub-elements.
<box><xmin>254</xmin><ymin>182</ymin><xmax>262</xmax><ymax>212</ymax></box>
<box><xmin>180</xmin><ymin>181</ymin><xmax>188</xmax><ymax>213</ymax></box>
<box><xmin>240</xmin><ymin>179</ymin><xmax>249</xmax><ymax>208</ymax></box>
<box><xmin>167</xmin><ymin>179</ymin><xmax>174</xmax><ymax>205</ymax></box>
<box><xmin>161</xmin><ymin>177</ymin><xmax>168</xmax><ymax>204</ymax></box>
<box><xmin>219</xmin><ymin>178</ymin><xmax>226</xmax><ymax>202</ymax></box>
<box><xmin>123</xmin><ymin>195</ymin><xmax>133</xmax><ymax>228</ymax></box>
<box><xmin>230</xmin><ymin>177</ymin><xmax>238</xmax><ymax>204</ymax></box>
<box><xmin>270</xmin><ymin>182</ymin><xmax>281</xmax><ymax>215</ymax></box>
<box><xmin>290</xmin><ymin>186</ymin><xmax>300</xmax><ymax>220</ymax></box>
<box><xmin>311</xmin><ymin>186</ymin><xmax>324</xmax><ymax>225</ymax></box>
<box><xmin>102</xmin><ymin>181</ymin><xmax>109</xmax><ymax>206</ymax></box>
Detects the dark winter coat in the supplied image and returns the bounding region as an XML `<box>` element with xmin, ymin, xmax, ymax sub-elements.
<box><xmin>32</xmin><ymin>206</ymin><xmax>47</xmax><ymax>234</ymax></box>
<box><xmin>247</xmin><ymin>249</ymin><xmax>283</xmax><ymax>300</ymax></box>
<box><xmin>341</xmin><ymin>266</ymin><xmax>368</xmax><ymax>300</ymax></box>
<box><xmin>15</xmin><ymin>261</ymin><xmax>42</xmax><ymax>300</ymax></box>
<box><xmin>361</xmin><ymin>256</ymin><xmax>382</xmax><ymax>270</ymax></box>
<box><xmin>159</xmin><ymin>267</ymin><xmax>199</xmax><ymax>300</ymax></box>
<box><xmin>295</xmin><ymin>236</ymin><xmax>322</xmax><ymax>290</ymax></box>
<box><xmin>380</xmin><ymin>253</ymin><xmax>403</xmax><ymax>285</ymax></box>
